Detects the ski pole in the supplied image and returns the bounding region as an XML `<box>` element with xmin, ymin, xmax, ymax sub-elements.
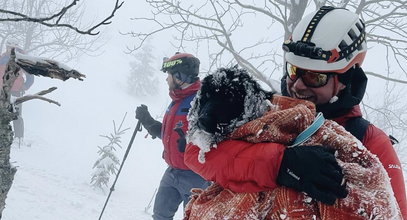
<box><xmin>98</xmin><ymin>120</ymin><xmax>142</xmax><ymax>220</ymax></box>
<box><xmin>144</xmin><ymin>188</ymin><xmax>158</xmax><ymax>215</ymax></box>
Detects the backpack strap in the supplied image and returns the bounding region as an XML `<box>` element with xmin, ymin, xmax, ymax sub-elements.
<box><xmin>345</xmin><ymin>117</ymin><xmax>399</xmax><ymax>146</ymax></box>
<box><xmin>344</xmin><ymin>117</ymin><xmax>370</xmax><ymax>142</ymax></box>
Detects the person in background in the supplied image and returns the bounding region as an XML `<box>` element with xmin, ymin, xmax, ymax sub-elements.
<box><xmin>185</xmin><ymin>6</ymin><xmax>406</xmax><ymax>218</ymax></box>
<box><xmin>0</xmin><ymin>40</ymin><xmax>34</xmax><ymax>143</ymax></box>
<box><xmin>135</xmin><ymin>52</ymin><xmax>209</xmax><ymax>220</ymax></box>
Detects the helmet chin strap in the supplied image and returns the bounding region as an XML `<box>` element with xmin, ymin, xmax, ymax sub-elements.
<box><xmin>172</xmin><ymin>76</ymin><xmax>186</xmax><ymax>90</ymax></box>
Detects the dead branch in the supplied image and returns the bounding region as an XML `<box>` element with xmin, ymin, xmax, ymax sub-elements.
<box><xmin>14</xmin><ymin>95</ymin><xmax>60</xmax><ymax>106</ymax></box>
<box><xmin>14</xmin><ymin>87</ymin><xmax>60</xmax><ymax>106</ymax></box>
<box><xmin>35</xmin><ymin>87</ymin><xmax>57</xmax><ymax>96</ymax></box>
<box><xmin>16</xmin><ymin>55</ymin><xmax>85</xmax><ymax>81</ymax></box>
<box><xmin>0</xmin><ymin>0</ymin><xmax>123</xmax><ymax>35</ymax></box>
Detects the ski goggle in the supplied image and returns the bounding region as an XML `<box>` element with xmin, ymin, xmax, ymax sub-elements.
<box><xmin>286</xmin><ymin>62</ymin><xmax>333</xmax><ymax>88</ymax></box>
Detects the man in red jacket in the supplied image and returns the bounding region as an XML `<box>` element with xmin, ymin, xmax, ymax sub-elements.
<box><xmin>185</xmin><ymin>6</ymin><xmax>406</xmax><ymax>218</ymax></box>
<box><xmin>135</xmin><ymin>52</ymin><xmax>209</xmax><ymax>220</ymax></box>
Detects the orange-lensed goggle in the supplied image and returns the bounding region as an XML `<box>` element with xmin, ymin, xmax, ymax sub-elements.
<box><xmin>286</xmin><ymin>62</ymin><xmax>333</xmax><ymax>88</ymax></box>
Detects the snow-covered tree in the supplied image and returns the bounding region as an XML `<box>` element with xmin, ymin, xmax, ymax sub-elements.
<box><xmin>0</xmin><ymin>50</ymin><xmax>85</xmax><ymax>217</ymax></box>
<box><xmin>126</xmin><ymin>42</ymin><xmax>160</xmax><ymax>98</ymax></box>
<box><xmin>0</xmin><ymin>0</ymin><xmax>121</xmax><ymax>215</ymax></box>
<box><xmin>91</xmin><ymin>113</ymin><xmax>129</xmax><ymax>192</ymax></box>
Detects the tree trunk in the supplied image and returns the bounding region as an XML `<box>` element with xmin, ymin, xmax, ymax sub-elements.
<box><xmin>0</xmin><ymin>49</ymin><xmax>20</xmax><ymax>218</ymax></box>
<box><xmin>0</xmin><ymin>108</ymin><xmax>16</xmax><ymax>218</ymax></box>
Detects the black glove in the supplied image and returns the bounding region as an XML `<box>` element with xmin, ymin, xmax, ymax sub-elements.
<box><xmin>174</xmin><ymin>127</ymin><xmax>186</xmax><ymax>152</ymax></box>
<box><xmin>135</xmin><ymin>105</ymin><xmax>162</xmax><ymax>139</ymax></box>
<box><xmin>136</xmin><ymin>104</ymin><xmax>154</xmax><ymax>124</ymax></box>
<box><xmin>277</xmin><ymin>145</ymin><xmax>348</xmax><ymax>205</ymax></box>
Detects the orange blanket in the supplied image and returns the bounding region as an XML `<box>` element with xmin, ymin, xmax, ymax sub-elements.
<box><xmin>184</xmin><ymin>95</ymin><xmax>402</xmax><ymax>220</ymax></box>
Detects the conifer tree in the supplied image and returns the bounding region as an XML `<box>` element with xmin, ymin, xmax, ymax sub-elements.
<box><xmin>127</xmin><ymin>42</ymin><xmax>159</xmax><ymax>98</ymax></box>
<box><xmin>91</xmin><ymin>113</ymin><xmax>129</xmax><ymax>191</ymax></box>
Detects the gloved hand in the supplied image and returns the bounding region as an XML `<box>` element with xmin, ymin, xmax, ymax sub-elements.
<box><xmin>277</xmin><ymin>145</ymin><xmax>347</xmax><ymax>205</ymax></box>
<box><xmin>135</xmin><ymin>104</ymin><xmax>154</xmax><ymax>124</ymax></box>
<box><xmin>135</xmin><ymin>105</ymin><xmax>162</xmax><ymax>139</ymax></box>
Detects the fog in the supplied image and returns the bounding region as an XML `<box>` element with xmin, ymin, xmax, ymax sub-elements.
<box><xmin>1</xmin><ymin>1</ymin><xmax>406</xmax><ymax>219</ymax></box>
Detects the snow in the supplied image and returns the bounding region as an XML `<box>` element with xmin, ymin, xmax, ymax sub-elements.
<box><xmin>4</xmin><ymin>113</ymin><xmax>179</xmax><ymax>219</ymax></box>
<box><xmin>2</xmin><ymin>36</ymin><xmax>183</xmax><ymax>220</ymax></box>
<box><xmin>16</xmin><ymin>53</ymin><xmax>73</xmax><ymax>72</ymax></box>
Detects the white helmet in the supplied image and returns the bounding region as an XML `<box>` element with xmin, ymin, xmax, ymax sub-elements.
<box><xmin>283</xmin><ymin>6</ymin><xmax>367</xmax><ymax>73</ymax></box>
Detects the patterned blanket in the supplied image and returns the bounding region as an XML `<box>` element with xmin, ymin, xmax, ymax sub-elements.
<box><xmin>184</xmin><ymin>95</ymin><xmax>401</xmax><ymax>220</ymax></box>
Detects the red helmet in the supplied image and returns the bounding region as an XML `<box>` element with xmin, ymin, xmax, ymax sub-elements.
<box><xmin>161</xmin><ymin>52</ymin><xmax>200</xmax><ymax>83</ymax></box>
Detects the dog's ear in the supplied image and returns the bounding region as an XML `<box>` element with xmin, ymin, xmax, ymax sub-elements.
<box><xmin>196</xmin><ymin>66</ymin><xmax>272</xmax><ymax>135</ymax></box>
<box><xmin>197</xmin><ymin>96</ymin><xmax>245</xmax><ymax>134</ymax></box>
<box><xmin>197</xmin><ymin>71</ymin><xmax>247</xmax><ymax>134</ymax></box>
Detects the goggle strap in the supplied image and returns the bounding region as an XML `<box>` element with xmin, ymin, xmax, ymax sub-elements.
<box><xmin>161</xmin><ymin>57</ymin><xmax>186</xmax><ymax>72</ymax></box>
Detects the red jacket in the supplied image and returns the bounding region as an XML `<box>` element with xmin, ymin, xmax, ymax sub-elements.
<box><xmin>185</xmin><ymin>105</ymin><xmax>407</xmax><ymax>217</ymax></box>
<box><xmin>162</xmin><ymin>81</ymin><xmax>200</xmax><ymax>170</ymax></box>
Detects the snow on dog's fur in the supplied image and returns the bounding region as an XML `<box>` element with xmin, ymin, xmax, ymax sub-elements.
<box><xmin>186</xmin><ymin>66</ymin><xmax>273</xmax><ymax>163</ymax></box>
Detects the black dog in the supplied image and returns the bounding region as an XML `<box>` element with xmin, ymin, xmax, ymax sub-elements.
<box><xmin>188</xmin><ymin>66</ymin><xmax>273</xmax><ymax>139</ymax></box>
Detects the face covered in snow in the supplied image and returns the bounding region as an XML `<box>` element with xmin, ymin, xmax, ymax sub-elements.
<box><xmin>187</xmin><ymin>66</ymin><xmax>273</xmax><ymax>162</ymax></box>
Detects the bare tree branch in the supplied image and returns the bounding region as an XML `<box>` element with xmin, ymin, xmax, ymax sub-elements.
<box><xmin>14</xmin><ymin>94</ymin><xmax>61</xmax><ymax>106</ymax></box>
<box><xmin>0</xmin><ymin>0</ymin><xmax>123</xmax><ymax>35</ymax></box>
<box><xmin>365</xmin><ymin>71</ymin><xmax>407</xmax><ymax>84</ymax></box>
<box><xmin>14</xmin><ymin>87</ymin><xmax>60</xmax><ymax>106</ymax></box>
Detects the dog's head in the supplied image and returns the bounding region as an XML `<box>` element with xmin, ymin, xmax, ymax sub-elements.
<box><xmin>187</xmin><ymin>66</ymin><xmax>273</xmax><ymax>162</ymax></box>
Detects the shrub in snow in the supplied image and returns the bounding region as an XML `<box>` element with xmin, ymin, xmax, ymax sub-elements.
<box><xmin>91</xmin><ymin>113</ymin><xmax>130</xmax><ymax>192</ymax></box>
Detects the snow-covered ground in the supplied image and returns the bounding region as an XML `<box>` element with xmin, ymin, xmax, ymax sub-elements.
<box><xmin>5</xmin><ymin>129</ymin><xmax>179</xmax><ymax>220</ymax></box>
<box><xmin>3</xmin><ymin>38</ymin><xmax>182</xmax><ymax>219</ymax></box>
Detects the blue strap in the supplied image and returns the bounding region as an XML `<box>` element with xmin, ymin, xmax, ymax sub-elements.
<box><xmin>290</xmin><ymin>112</ymin><xmax>325</xmax><ymax>147</ymax></box>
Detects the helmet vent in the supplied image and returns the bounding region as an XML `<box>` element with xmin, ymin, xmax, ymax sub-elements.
<box><xmin>355</xmin><ymin>21</ymin><xmax>363</xmax><ymax>32</ymax></box>
<box><xmin>300</xmin><ymin>6</ymin><xmax>336</xmax><ymax>43</ymax></box>
<box><xmin>348</xmin><ymin>29</ymin><xmax>358</xmax><ymax>41</ymax></box>
<box><xmin>339</xmin><ymin>40</ymin><xmax>348</xmax><ymax>51</ymax></box>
